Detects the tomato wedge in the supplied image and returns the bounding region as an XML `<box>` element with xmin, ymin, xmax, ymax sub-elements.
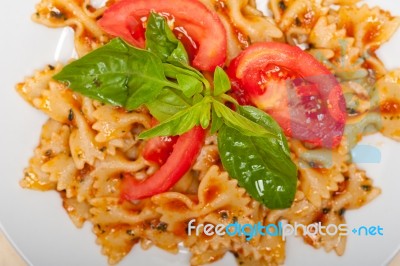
<box><xmin>227</xmin><ymin>42</ymin><xmax>346</xmax><ymax>148</ymax></box>
<box><xmin>98</xmin><ymin>0</ymin><xmax>227</xmax><ymax>71</ymax></box>
<box><xmin>121</xmin><ymin>126</ymin><xmax>206</xmax><ymax>200</ymax></box>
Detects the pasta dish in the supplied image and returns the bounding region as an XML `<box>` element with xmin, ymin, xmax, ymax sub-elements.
<box><xmin>15</xmin><ymin>0</ymin><xmax>400</xmax><ymax>265</ymax></box>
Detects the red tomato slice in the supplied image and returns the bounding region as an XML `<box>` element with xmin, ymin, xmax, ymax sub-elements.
<box><xmin>98</xmin><ymin>0</ymin><xmax>227</xmax><ymax>71</ymax></box>
<box><xmin>142</xmin><ymin>119</ymin><xmax>178</xmax><ymax>165</ymax></box>
<box><xmin>121</xmin><ymin>126</ymin><xmax>205</xmax><ymax>200</ymax></box>
<box><xmin>142</xmin><ymin>136</ymin><xmax>178</xmax><ymax>165</ymax></box>
<box><xmin>227</xmin><ymin>42</ymin><xmax>346</xmax><ymax>148</ymax></box>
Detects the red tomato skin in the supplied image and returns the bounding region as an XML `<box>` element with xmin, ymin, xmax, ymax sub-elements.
<box><xmin>227</xmin><ymin>42</ymin><xmax>346</xmax><ymax>148</ymax></box>
<box><xmin>121</xmin><ymin>126</ymin><xmax>206</xmax><ymax>200</ymax></box>
<box><xmin>142</xmin><ymin>118</ymin><xmax>179</xmax><ymax>165</ymax></box>
<box><xmin>142</xmin><ymin>136</ymin><xmax>178</xmax><ymax>165</ymax></box>
<box><xmin>98</xmin><ymin>0</ymin><xmax>227</xmax><ymax>71</ymax></box>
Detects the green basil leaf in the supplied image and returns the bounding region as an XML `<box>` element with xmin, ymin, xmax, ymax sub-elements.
<box><xmin>237</xmin><ymin>106</ymin><xmax>291</xmax><ymax>153</ymax></box>
<box><xmin>176</xmin><ymin>74</ymin><xmax>203</xmax><ymax>98</ymax></box>
<box><xmin>213</xmin><ymin>66</ymin><xmax>231</xmax><ymax>96</ymax></box>
<box><xmin>54</xmin><ymin>38</ymin><xmax>172</xmax><ymax>110</ymax></box>
<box><xmin>193</xmin><ymin>93</ymin><xmax>204</xmax><ymax>104</ymax></box>
<box><xmin>212</xmin><ymin>100</ymin><xmax>274</xmax><ymax>137</ymax></box>
<box><xmin>210</xmin><ymin>108</ymin><xmax>223</xmax><ymax>134</ymax></box>
<box><xmin>163</xmin><ymin>62</ymin><xmax>210</xmax><ymax>90</ymax></box>
<box><xmin>218</xmin><ymin>93</ymin><xmax>239</xmax><ymax>105</ymax></box>
<box><xmin>168</xmin><ymin>42</ymin><xmax>189</xmax><ymax>65</ymax></box>
<box><xmin>218</xmin><ymin>106</ymin><xmax>298</xmax><ymax>209</ymax></box>
<box><xmin>145</xmin><ymin>12</ymin><xmax>189</xmax><ymax>65</ymax></box>
<box><xmin>146</xmin><ymin>88</ymin><xmax>192</xmax><ymax>122</ymax></box>
<box><xmin>200</xmin><ymin>102</ymin><xmax>211</xmax><ymax>128</ymax></box>
<box><xmin>139</xmin><ymin>98</ymin><xmax>211</xmax><ymax>139</ymax></box>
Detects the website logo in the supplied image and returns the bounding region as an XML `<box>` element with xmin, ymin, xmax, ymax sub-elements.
<box><xmin>187</xmin><ymin>219</ymin><xmax>383</xmax><ymax>241</ymax></box>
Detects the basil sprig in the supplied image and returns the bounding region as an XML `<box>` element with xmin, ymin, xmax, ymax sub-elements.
<box><xmin>53</xmin><ymin>12</ymin><xmax>298</xmax><ymax>209</ymax></box>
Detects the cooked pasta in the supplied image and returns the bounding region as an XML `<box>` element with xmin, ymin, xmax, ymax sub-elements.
<box><xmin>16</xmin><ymin>0</ymin><xmax>400</xmax><ymax>265</ymax></box>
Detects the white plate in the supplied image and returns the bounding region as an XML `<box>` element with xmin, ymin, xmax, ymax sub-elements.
<box><xmin>0</xmin><ymin>1</ymin><xmax>399</xmax><ymax>265</ymax></box>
